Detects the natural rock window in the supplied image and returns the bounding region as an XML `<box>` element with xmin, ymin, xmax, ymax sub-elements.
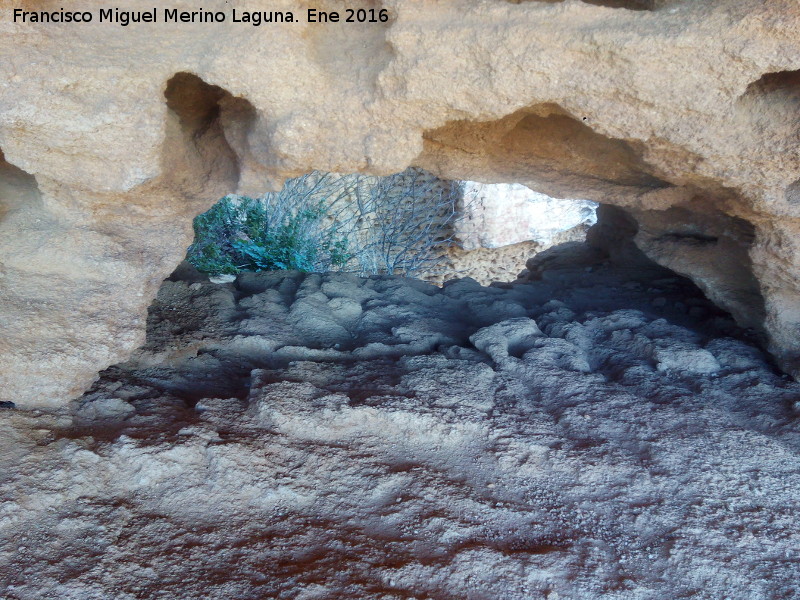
<box><xmin>185</xmin><ymin>169</ymin><xmax>598</xmax><ymax>286</ymax></box>
<box><xmin>451</xmin><ymin>181</ymin><xmax>597</xmax><ymax>285</ymax></box>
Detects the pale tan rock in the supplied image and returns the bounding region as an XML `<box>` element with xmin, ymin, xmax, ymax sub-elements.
<box><xmin>2</xmin><ymin>0</ymin><xmax>800</xmax><ymax>406</ymax></box>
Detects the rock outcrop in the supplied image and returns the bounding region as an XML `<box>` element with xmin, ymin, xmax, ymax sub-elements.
<box><xmin>2</xmin><ymin>266</ymin><xmax>799</xmax><ymax>598</ymax></box>
<box><xmin>2</xmin><ymin>0</ymin><xmax>800</xmax><ymax>405</ymax></box>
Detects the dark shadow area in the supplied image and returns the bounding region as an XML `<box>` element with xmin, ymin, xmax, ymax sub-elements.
<box><xmin>630</xmin><ymin>204</ymin><xmax>766</xmax><ymax>331</ymax></box>
<box><xmin>75</xmin><ymin>221</ymin><xmax>785</xmax><ymax>426</ymax></box>
<box><xmin>744</xmin><ymin>70</ymin><xmax>800</xmax><ymax>98</ymax></box>
<box><xmin>165</xmin><ymin>72</ymin><xmax>230</xmax><ymax>133</ymax></box>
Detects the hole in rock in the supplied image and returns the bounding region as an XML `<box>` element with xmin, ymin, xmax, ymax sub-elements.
<box><xmin>78</xmin><ymin>169</ymin><xmax>776</xmax><ymax>416</ymax></box>
<box><xmin>744</xmin><ymin>69</ymin><xmax>800</xmax><ymax>98</ymax></box>
<box><xmin>166</xmin><ymin>72</ymin><xmax>229</xmax><ymax>134</ymax></box>
<box><xmin>162</xmin><ymin>72</ymin><xmax>242</xmax><ymax>201</ymax></box>
<box><xmin>737</xmin><ymin>70</ymin><xmax>800</xmax><ymax>199</ymax></box>
<box><xmin>183</xmin><ymin>167</ymin><xmax>599</xmax><ymax>288</ymax></box>
<box><xmin>0</xmin><ymin>148</ymin><xmax>42</xmax><ymax>223</ymax></box>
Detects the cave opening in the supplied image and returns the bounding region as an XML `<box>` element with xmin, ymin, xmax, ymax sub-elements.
<box><xmin>75</xmin><ymin>170</ymin><xmax>775</xmax><ymax>416</ymax></box>
<box><xmin>69</xmin><ymin>84</ymin><xmax>779</xmax><ymax>413</ymax></box>
<box><xmin>7</xmin><ymin>10</ymin><xmax>800</xmax><ymax>598</ymax></box>
<box><xmin>56</xmin><ymin>74</ymin><xmax>778</xmax><ymax>426</ymax></box>
<box><xmin>181</xmin><ymin>168</ymin><xmax>599</xmax><ymax>287</ymax></box>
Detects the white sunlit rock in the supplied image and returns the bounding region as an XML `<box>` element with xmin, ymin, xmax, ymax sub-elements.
<box><xmin>456</xmin><ymin>182</ymin><xmax>598</xmax><ymax>250</ymax></box>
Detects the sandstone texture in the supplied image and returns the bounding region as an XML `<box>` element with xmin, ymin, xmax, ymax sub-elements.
<box><xmin>2</xmin><ymin>0</ymin><xmax>800</xmax><ymax>405</ymax></box>
<box><xmin>2</xmin><ymin>264</ymin><xmax>799</xmax><ymax>598</ymax></box>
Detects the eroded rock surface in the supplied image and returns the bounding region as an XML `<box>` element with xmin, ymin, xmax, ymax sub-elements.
<box><xmin>2</xmin><ymin>265</ymin><xmax>799</xmax><ymax>598</ymax></box>
<box><xmin>2</xmin><ymin>0</ymin><xmax>800</xmax><ymax>404</ymax></box>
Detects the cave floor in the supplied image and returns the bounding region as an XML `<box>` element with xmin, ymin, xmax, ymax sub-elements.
<box><xmin>2</xmin><ymin>261</ymin><xmax>800</xmax><ymax>599</ymax></box>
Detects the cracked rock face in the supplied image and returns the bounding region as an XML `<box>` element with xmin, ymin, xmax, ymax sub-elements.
<box><xmin>2</xmin><ymin>0</ymin><xmax>800</xmax><ymax>404</ymax></box>
<box><xmin>2</xmin><ymin>266</ymin><xmax>799</xmax><ymax>598</ymax></box>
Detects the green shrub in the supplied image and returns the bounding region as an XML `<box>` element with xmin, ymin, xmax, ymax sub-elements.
<box><xmin>187</xmin><ymin>169</ymin><xmax>460</xmax><ymax>278</ymax></box>
<box><xmin>187</xmin><ymin>175</ymin><xmax>354</xmax><ymax>275</ymax></box>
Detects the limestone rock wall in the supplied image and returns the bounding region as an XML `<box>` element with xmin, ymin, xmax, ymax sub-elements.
<box><xmin>2</xmin><ymin>0</ymin><xmax>800</xmax><ymax>406</ymax></box>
